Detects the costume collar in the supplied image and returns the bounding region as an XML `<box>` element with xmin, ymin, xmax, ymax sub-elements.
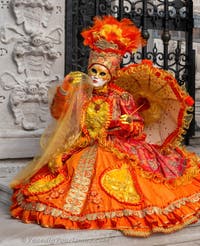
<box><xmin>92</xmin><ymin>84</ymin><xmax>109</xmax><ymax>96</ymax></box>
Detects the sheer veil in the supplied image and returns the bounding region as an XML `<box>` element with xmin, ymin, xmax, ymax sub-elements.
<box><xmin>10</xmin><ymin>72</ymin><xmax>93</xmax><ymax>188</ymax></box>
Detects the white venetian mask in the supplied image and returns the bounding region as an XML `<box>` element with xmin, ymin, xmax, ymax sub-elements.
<box><xmin>88</xmin><ymin>64</ymin><xmax>111</xmax><ymax>88</ymax></box>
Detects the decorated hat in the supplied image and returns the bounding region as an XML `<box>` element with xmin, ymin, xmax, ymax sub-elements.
<box><xmin>81</xmin><ymin>15</ymin><xmax>144</xmax><ymax>76</ymax></box>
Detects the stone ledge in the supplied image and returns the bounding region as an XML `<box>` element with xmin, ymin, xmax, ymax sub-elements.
<box><xmin>0</xmin><ymin>159</ymin><xmax>29</xmax><ymax>179</ymax></box>
<box><xmin>189</xmin><ymin>133</ymin><xmax>200</xmax><ymax>146</ymax></box>
<box><xmin>0</xmin><ymin>204</ymin><xmax>200</xmax><ymax>246</ymax></box>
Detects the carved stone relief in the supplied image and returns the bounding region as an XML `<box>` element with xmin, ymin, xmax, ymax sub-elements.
<box><xmin>0</xmin><ymin>0</ymin><xmax>64</xmax><ymax>131</ymax></box>
<box><xmin>0</xmin><ymin>0</ymin><xmax>65</xmax><ymax>158</ymax></box>
<box><xmin>1</xmin><ymin>72</ymin><xmax>59</xmax><ymax>130</ymax></box>
<box><xmin>12</xmin><ymin>0</ymin><xmax>54</xmax><ymax>34</ymax></box>
<box><xmin>0</xmin><ymin>0</ymin><xmax>10</xmax><ymax>9</ymax></box>
<box><xmin>13</xmin><ymin>30</ymin><xmax>62</xmax><ymax>76</ymax></box>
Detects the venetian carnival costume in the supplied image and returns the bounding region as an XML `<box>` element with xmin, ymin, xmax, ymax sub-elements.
<box><xmin>10</xmin><ymin>16</ymin><xmax>200</xmax><ymax>237</ymax></box>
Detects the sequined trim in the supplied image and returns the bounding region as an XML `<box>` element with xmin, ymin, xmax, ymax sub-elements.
<box><xmin>81</xmin><ymin>96</ymin><xmax>112</xmax><ymax>140</ymax></box>
<box><xmin>122</xmin><ymin>217</ymin><xmax>198</xmax><ymax>237</ymax></box>
<box><xmin>63</xmin><ymin>145</ymin><xmax>97</xmax><ymax>215</ymax></box>
<box><xmin>16</xmin><ymin>191</ymin><xmax>200</xmax><ymax>221</ymax></box>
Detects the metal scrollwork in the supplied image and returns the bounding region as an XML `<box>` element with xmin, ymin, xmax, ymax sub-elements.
<box><xmin>179</xmin><ymin>6</ymin><xmax>186</xmax><ymax>18</ymax></box>
<box><xmin>68</xmin><ymin>0</ymin><xmax>191</xmax><ymax>67</ymax></box>
<box><xmin>99</xmin><ymin>1</ymin><xmax>111</xmax><ymax>14</ymax></box>
<box><xmin>110</xmin><ymin>1</ymin><xmax>119</xmax><ymax>15</ymax></box>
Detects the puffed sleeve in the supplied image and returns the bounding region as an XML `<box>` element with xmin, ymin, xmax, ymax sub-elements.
<box><xmin>50</xmin><ymin>74</ymin><xmax>73</xmax><ymax>119</ymax></box>
<box><xmin>50</xmin><ymin>86</ymin><xmax>70</xmax><ymax>120</ymax></box>
<box><xmin>108</xmin><ymin>92</ymin><xmax>144</xmax><ymax>137</ymax></box>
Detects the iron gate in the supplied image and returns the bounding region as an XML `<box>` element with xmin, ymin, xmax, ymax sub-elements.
<box><xmin>65</xmin><ymin>0</ymin><xmax>195</xmax><ymax>141</ymax></box>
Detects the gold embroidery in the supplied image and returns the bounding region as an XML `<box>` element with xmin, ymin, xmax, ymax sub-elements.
<box><xmin>63</xmin><ymin>145</ymin><xmax>97</xmax><ymax>215</ymax></box>
<box><xmin>88</xmin><ymin>188</ymin><xmax>103</xmax><ymax>206</ymax></box>
<box><xmin>84</xmin><ymin>98</ymin><xmax>110</xmax><ymax>139</ymax></box>
<box><xmin>121</xmin><ymin>92</ymin><xmax>130</xmax><ymax>100</ymax></box>
<box><xmin>122</xmin><ymin>217</ymin><xmax>197</xmax><ymax>237</ymax></box>
<box><xmin>95</xmin><ymin>39</ymin><xmax>118</xmax><ymax>50</ymax></box>
<box><xmin>36</xmin><ymin>203</ymin><xmax>46</xmax><ymax>212</ymax></box>
<box><xmin>28</xmin><ymin>174</ymin><xmax>65</xmax><ymax>193</ymax></box>
<box><xmin>101</xmin><ymin>164</ymin><xmax>140</xmax><ymax>204</ymax></box>
<box><xmin>17</xmin><ymin>191</ymin><xmax>200</xmax><ymax>221</ymax></box>
<box><xmin>99</xmin><ymin>139</ymin><xmax>200</xmax><ymax>188</ymax></box>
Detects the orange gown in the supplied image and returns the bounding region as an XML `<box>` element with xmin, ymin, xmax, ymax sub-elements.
<box><xmin>10</xmin><ymin>82</ymin><xmax>200</xmax><ymax>237</ymax></box>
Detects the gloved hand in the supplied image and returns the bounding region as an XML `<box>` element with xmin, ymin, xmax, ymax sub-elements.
<box><xmin>119</xmin><ymin>114</ymin><xmax>133</xmax><ymax>131</ymax></box>
<box><xmin>120</xmin><ymin>114</ymin><xmax>143</xmax><ymax>136</ymax></box>
<box><xmin>60</xmin><ymin>71</ymin><xmax>85</xmax><ymax>94</ymax></box>
<box><xmin>60</xmin><ymin>75</ymin><xmax>74</xmax><ymax>93</ymax></box>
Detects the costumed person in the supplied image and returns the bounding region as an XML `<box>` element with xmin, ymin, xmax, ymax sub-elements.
<box><xmin>10</xmin><ymin>16</ymin><xmax>200</xmax><ymax>237</ymax></box>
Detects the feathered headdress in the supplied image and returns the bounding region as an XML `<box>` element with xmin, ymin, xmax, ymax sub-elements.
<box><xmin>81</xmin><ymin>15</ymin><xmax>144</xmax><ymax>55</ymax></box>
<box><xmin>81</xmin><ymin>16</ymin><xmax>145</xmax><ymax>75</ymax></box>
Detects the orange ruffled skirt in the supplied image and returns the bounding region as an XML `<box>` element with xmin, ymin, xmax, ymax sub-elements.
<box><xmin>11</xmin><ymin>144</ymin><xmax>200</xmax><ymax>237</ymax></box>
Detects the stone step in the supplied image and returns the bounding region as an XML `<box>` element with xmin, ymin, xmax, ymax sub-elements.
<box><xmin>0</xmin><ymin>178</ymin><xmax>12</xmax><ymax>206</ymax></box>
<box><xmin>0</xmin><ymin>202</ymin><xmax>200</xmax><ymax>246</ymax></box>
<box><xmin>0</xmin><ymin>159</ymin><xmax>29</xmax><ymax>206</ymax></box>
<box><xmin>0</xmin><ymin>159</ymin><xmax>30</xmax><ymax>179</ymax></box>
